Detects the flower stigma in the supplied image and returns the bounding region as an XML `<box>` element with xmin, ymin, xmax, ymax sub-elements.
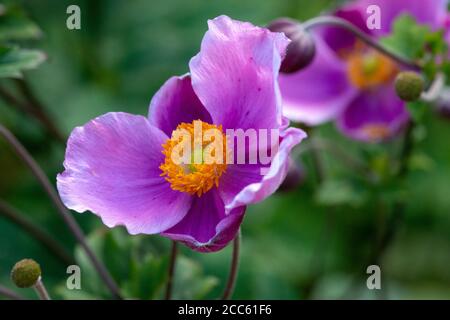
<box><xmin>361</xmin><ymin>124</ymin><xmax>392</xmax><ymax>141</ymax></box>
<box><xmin>160</xmin><ymin>120</ymin><xmax>228</xmax><ymax>196</ymax></box>
<box><xmin>346</xmin><ymin>45</ymin><xmax>398</xmax><ymax>89</ymax></box>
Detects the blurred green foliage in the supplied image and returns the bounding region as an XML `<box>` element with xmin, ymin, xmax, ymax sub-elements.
<box><xmin>0</xmin><ymin>0</ymin><xmax>449</xmax><ymax>300</ymax></box>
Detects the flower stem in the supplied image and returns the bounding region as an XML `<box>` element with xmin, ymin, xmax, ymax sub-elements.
<box><xmin>0</xmin><ymin>284</ymin><xmax>24</xmax><ymax>300</ymax></box>
<box><xmin>221</xmin><ymin>232</ymin><xmax>241</xmax><ymax>300</ymax></box>
<box><xmin>421</xmin><ymin>73</ymin><xmax>445</xmax><ymax>102</ymax></box>
<box><xmin>309</xmin><ymin>137</ymin><xmax>325</xmax><ymax>184</ymax></box>
<box><xmin>34</xmin><ymin>277</ymin><xmax>51</xmax><ymax>300</ymax></box>
<box><xmin>302</xmin><ymin>16</ymin><xmax>420</xmax><ymax>69</ymax></box>
<box><xmin>398</xmin><ymin>121</ymin><xmax>415</xmax><ymax>177</ymax></box>
<box><xmin>164</xmin><ymin>241</ymin><xmax>178</xmax><ymax>300</ymax></box>
<box><xmin>368</xmin><ymin>72</ymin><xmax>441</xmax><ymax>266</ymax></box>
<box><xmin>0</xmin><ymin>199</ymin><xmax>74</xmax><ymax>266</ymax></box>
<box><xmin>0</xmin><ymin>80</ymin><xmax>65</xmax><ymax>144</ymax></box>
<box><xmin>0</xmin><ymin>123</ymin><xmax>122</xmax><ymax>299</ymax></box>
<box><xmin>343</xmin><ymin>123</ymin><xmax>414</xmax><ymax>299</ymax></box>
<box><xmin>320</xmin><ymin>139</ymin><xmax>376</xmax><ymax>181</ymax></box>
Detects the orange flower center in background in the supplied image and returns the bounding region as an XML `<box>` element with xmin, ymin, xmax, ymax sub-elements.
<box><xmin>346</xmin><ymin>45</ymin><xmax>398</xmax><ymax>89</ymax></box>
<box><xmin>361</xmin><ymin>124</ymin><xmax>391</xmax><ymax>141</ymax></box>
<box><xmin>160</xmin><ymin>120</ymin><xmax>228</xmax><ymax>197</ymax></box>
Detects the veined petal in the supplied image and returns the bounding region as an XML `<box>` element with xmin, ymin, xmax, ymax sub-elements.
<box><xmin>57</xmin><ymin>112</ymin><xmax>192</xmax><ymax>235</ymax></box>
<box><xmin>148</xmin><ymin>74</ymin><xmax>212</xmax><ymax>136</ymax></box>
<box><xmin>336</xmin><ymin>85</ymin><xmax>409</xmax><ymax>142</ymax></box>
<box><xmin>162</xmin><ymin>189</ymin><xmax>245</xmax><ymax>252</ymax></box>
<box><xmin>219</xmin><ymin>126</ymin><xmax>307</xmax><ymax>211</ymax></box>
<box><xmin>190</xmin><ymin>15</ymin><xmax>289</xmax><ymax>131</ymax></box>
<box><xmin>279</xmin><ymin>35</ymin><xmax>357</xmax><ymax>125</ymax></box>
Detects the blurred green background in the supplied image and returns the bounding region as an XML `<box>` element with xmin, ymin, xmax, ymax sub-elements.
<box><xmin>1</xmin><ymin>0</ymin><xmax>450</xmax><ymax>299</ymax></box>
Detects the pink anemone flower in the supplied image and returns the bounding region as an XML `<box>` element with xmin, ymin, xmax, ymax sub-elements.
<box><xmin>57</xmin><ymin>16</ymin><xmax>307</xmax><ymax>252</ymax></box>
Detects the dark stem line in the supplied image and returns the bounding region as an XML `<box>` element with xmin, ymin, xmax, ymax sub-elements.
<box><xmin>310</xmin><ymin>138</ymin><xmax>325</xmax><ymax>184</ymax></box>
<box><xmin>302</xmin><ymin>16</ymin><xmax>420</xmax><ymax>69</ymax></box>
<box><xmin>368</xmin><ymin>203</ymin><xmax>404</xmax><ymax>267</ymax></box>
<box><xmin>368</xmin><ymin>75</ymin><xmax>436</xmax><ymax>269</ymax></box>
<box><xmin>302</xmin><ymin>130</ymin><xmax>332</xmax><ymax>299</ymax></box>
<box><xmin>0</xmin><ymin>81</ymin><xmax>65</xmax><ymax>144</ymax></box>
<box><xmin>0</xmin><ymin>199</ymin><xmax>74</xmax><ymax>266</ymax></box>
<box><xmin>164</xmin><ymin>241</ymin><xmax>178</xmax><ymax>300</ymax></box>
<box><xmin>311</xmin><ymin>138</ymin><xmax>376</xmax><ymax>181</ymax></box>
<box><xmin>0</xmin><ymin>285</ymin><xmax>24</xmax><ymax>300</ymax></box>
<box><xmin>342</xmin><ymin>123</ymin><xmax>414</xmax><ymax>299</ymax></box>
<box><xmin>292</xmin><ymin>136</ymin><xmax>376</xmax><ymax>181</ymax></box>
<box><xmin>0</xmin><ymin>123</ymin><xmax>122</xmax><ymax>299</ymax></box>
<box><xmin>221</xmin><ymin>232</ymin><xmax>241</xmax><ymax>300</ymax></box>
<box><xmin>16</xmin><ymin>79</ymin><xmax>66</xmax><ymax>143</ymax></box>
<box><xmin>398</xmin><ymin>121</ymin><xmax>415</xmax><ymax>178</ymax></box>
<box><xmin>369</xmin><ymin>121</ymin><xmax>415</xmax><ymax>262</ymax></box>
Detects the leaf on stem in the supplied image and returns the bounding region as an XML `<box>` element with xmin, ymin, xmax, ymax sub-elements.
<box><xmin>0</xmin><ymin>4</ymin><xmax>43</xmax><ymax>41</ymax></box>
<box><xmin>0</xmin><ymin>45</ymin><xmax>46</xmax><ymax>78</ymax></box>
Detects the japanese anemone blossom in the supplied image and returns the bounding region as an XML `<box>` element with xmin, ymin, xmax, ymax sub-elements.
<box><xmin>279</xmin><ymin>0</ymin><xmax>448</xmax><ymax>142</ymax></box>
<box><xmin>56</xmin><ymin>16</ymin><xmax>307</xmax><ymax>252</ymax></box>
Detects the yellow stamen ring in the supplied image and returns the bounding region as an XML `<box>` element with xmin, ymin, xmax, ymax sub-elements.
<box><xmin>347</xmin><ymin>48</ymin><xmax>398</xmax><ymax>89</ymax></box>
<box><xmin>160</xmin><ymin>120</ymin><xmax>228</xmax><ymax>197</ymax></box>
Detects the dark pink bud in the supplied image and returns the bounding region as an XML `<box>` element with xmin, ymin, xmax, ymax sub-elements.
<box><xmin>267</xmin><ymin>18</ymin><xmax>315</xmax><ymax>73</ymax></box>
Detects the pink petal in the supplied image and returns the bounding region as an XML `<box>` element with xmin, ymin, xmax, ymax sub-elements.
<box><xmin>162</xmin><ymin>189</ymin><xmax>245</xmax><ymax>252</ymax></box>
<box><xmin>148</xmin><ymin>74</ymin><xmax>212</xmax><ymax>136</ymax></box>
<box><xmin>337</xmin><ymin>86</ymin><xmax>409</xmax><ymax>142</ymax></box>
<box><xmin>57</xmin><ymin>112</ymin><xmax>192</xmax><ymax>235</ymax></box>
<box><xmin>279</xmin><ymin>35</ymin><xmax>357</xmax><ymax>125</ymax></box>
<box><xmin>190</xmin><ymin>15</ymin><xmax>290</xmax><ymax>131</ymax></box>
<box><xmin>219</xmin><ymin>125</ymin><xmax>307</xmax><ymax>211</ymax></box>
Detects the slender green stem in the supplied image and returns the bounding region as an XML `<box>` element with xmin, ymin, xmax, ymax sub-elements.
<box><xmin>398</xmin><ymin>121</ymin><xmax>416</xmax><ymax>178</ymax></box>
<box><xmin>310</xmin><ymin>137</ymin><xmax>325</xmax><ymax>184</ymax></box>
<box><xmin>221</xmin><ymin>232</ymin><xmax>241</xmax><ymax>300</ymax></box>
<box><xmin>164</xmin><ymin>241</ymin><xmax>178</xmax><ymax>300</ymax></box>
<box><xmin>292</xmin><ymin>137</ymin><xmax>376</xmax><ymax>181</ymax></box>
<box><xmin>302</xmin><ymin>16</ymin><xmax>420</xmax><ymax>69</ymax></box>
<box><xmin>0</xmin><ymin>123</ymin><xmax>122</xmax><ymax>299</ymax></box>
<box><xmin>0</xmin><ymin>80</ymin><xmax>65</xmax><ymax>143</ymax></box>
<box><xmin>421</xmin><ymin>73</ymin><xmax>445</xmax><ymax>102</ymax></box>
<box><xmin>343</xmin><ymin>123</ymin><xmax>414</xmax><ymax>299</ymax></box>
<box><xmin>0</xmin><ymin>284</ymin><xmax>24</xmax><ymax>300</ymax></box>
<box><xmin>313</xmin><ymin>138</ymin><xmax>376</xmax><ymax>181</ymax></box>
<box><xmin>34</xmin><ymin>278</ymin><xmax>51</xmax><ymax>300</ymax></box>
<box><xmin>0</xmin><ymin>199</ymin><xmax>74</xmax><ymax>266</ymax></box>
<box><xmin>300</xmin><ymin>130</ymin><xmax>333</xmax><ymax>299</ymax></box>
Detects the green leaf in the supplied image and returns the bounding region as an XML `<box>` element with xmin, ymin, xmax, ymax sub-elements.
<box><xmin>380</xmin><ymin>14</ymin><xmax>431</xmax><ymax>60</ymax></box>
<box><xmin>172</xmin><ymin>256</ymin><xmax>219</xmax><ymax>300</ymax></box>
<box><xmin>0</xmin><ymin>4</ymin><xmax>43</xmax><ymax>41</ymax></box>
<box><xmin>57</xmin><ymin>227</ymin><xmax>217</xmax><ymax>300</ymax></box>
<box><xmin>122</xmin><ymin>254</ymin><xmax>168</xmax><ymax>299</ymax></box>
<box><xmin>58</xmin><ymin>228</ymin><xmax>133</xmax><ymax>299</ymax></box>
<box><xmin>380</xmin><ymin>14</ymin><xmax>449</xmax><ymax>81</ymax></box>
<box><xmin>0</xmin><ymin>45</ymin><xmax>46</xmax><ymax>78</ymax></box>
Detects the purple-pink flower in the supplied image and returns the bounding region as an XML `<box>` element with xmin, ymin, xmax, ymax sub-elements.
<box><xmin>56</xmin><ymin>16</ymin><xmax>306</xmax><ymax>252</ymax></box>
<box><xmin>279</xmin><ymin>0</ymin><xmax>448</xmax><ymax>142</ymax></box>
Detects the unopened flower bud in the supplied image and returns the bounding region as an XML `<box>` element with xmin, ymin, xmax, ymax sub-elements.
<box><xmin>395</xmin><ymin>71</ymin><xmax>424</xmax><ymax>102</ymax></box>
<box><xmin>11</xmin><ymin>259</ymin><xmax>41</xmax><ymax>288</ymax></box>
<box><xmin>278</xmin><ymin>160</ymin><xmax>305</xmax><ymax>192</ymax></box>
<box><xmin>267</xmin><ymin>18</ymin><xmax>316</xmax><ymax>73</ymax></box>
